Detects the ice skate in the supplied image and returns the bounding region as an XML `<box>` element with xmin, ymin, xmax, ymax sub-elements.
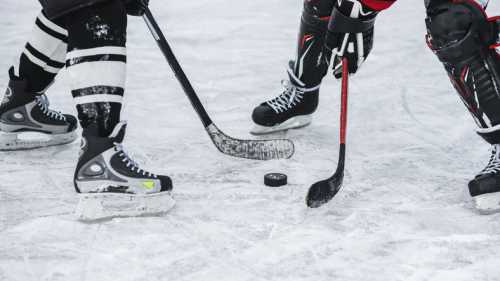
<box><xmin>469</xmin><ymin>144</ymin><xmax>500</xmax><ymax>214</ymax></box>
<box><xmin>74</xmin><ymin>121</ymin><xmax>175</xmax><ymax>221</ymax></box>
<box><xmin>0</xmin><ymin>69</ymin><xmax>77</xmax><ymax>151</ymax></box>
<box><xmin>251</xmin><ymin>61</ymin><xmax>319</xmax><ymax>135</ymax></box>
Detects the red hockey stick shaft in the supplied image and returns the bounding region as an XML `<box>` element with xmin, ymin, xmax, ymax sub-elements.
<box><xmin>340</xmin><ymin>57</ymin><xmax>349</xmax><ymax>145</ymax></box>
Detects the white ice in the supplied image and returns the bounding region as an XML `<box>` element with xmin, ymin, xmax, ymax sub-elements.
<box><xmin>1</xmin><ymin>1</ymin><xmax>500</xmax><ymax>281</ymax></box>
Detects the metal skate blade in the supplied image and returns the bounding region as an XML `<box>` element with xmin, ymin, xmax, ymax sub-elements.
<box><xmin>250</xmin><ymin>115</ymin><xmax>312</xmax><ymax>135</ymax></box>
<box><xmin>0</xmin><ymin>130</ymin><xmax>77</xmax><ymax>151</ymax></box>
<box><xmin>473</xmin><ymin>193</ymin><xmax>500</xmax><ymax>215</ymax></box>
<box><xmin>76</xmin><ymin>192</ymin><xmax>176</xmax><ymax>221</ymax></box>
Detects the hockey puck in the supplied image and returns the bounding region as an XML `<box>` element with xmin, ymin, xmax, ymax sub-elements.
<box><xmin>264</xmin><ymin>173</ymin><xmax>287</xmax><ymax>187</ymax></box>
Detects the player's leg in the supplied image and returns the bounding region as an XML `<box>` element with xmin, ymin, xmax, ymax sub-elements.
<box><xmin>0</xmin><ymin>12</ymin><xmax>78</xmax><ymax>150</ymax></box>
<box><xmin>65</xmin><ymin>0</ymin><xmax>174</xmax><ymax>220</ymax></box>
<box><xmin>250</xmin><ymin>0</ymin><xmax>333</xmax><ymax>135</ymax></box>
<box><xmin>426</xmin><ymin>0</ymin><xmax>500</xmax><ymax>213</ymax></box>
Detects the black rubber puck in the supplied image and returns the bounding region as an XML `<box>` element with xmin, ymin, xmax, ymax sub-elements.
<box><xmin>264</xmin><ymin>173</ymin><xmax>287</xmax><ymax>187</ymax></box>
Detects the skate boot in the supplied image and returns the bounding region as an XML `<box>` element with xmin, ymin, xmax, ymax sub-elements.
<box><xmin>74</xmin><ymin>121</ymin><xmax>175</xmax><ymax>220</ymax></box>
<box><xmin>469</xmin><ymin>144</ymin><xmax>500</xmax><ymax>214</ymax></box>
<box><xmin>0</xmin><ymin>68</ymin><xmax>77</xmax><ymax>150</ymax></box>
<box><xmin>251</xmin><ymin>61</ymin><xmax>319</xmax><ymax>135</ymax></box>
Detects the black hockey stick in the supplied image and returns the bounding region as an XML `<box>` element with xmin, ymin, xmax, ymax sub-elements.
<box><xmin>306</xmin><ymin>58</ymin><xmax>349</xmax><ymax>208</ymax></box>
<box><xmin>142</xmin><ymin>8</ymin><xmax>294</xmax><ymax>160</ymax></box>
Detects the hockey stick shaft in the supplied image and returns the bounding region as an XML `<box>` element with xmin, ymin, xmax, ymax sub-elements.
<box><xmin>340</xmin><ymin>57</ymin><xmax>349</xmax><ymax>145</ymax></box>
<box><xmin>142</xmin><ymin>7</ymin><xmax>295</xmax><ymax>160</ymax></box>
<box><xmin>142</xmin><ymin>8</ymin><xmax>212</xmax><ymax>127</ymax></box>
<box><xmin>334</xmin><ymin>57</ymin><xmax>349</xmax><ymax>177</ymax></box>
<box><xmin>334</xmin><ymin>57</ymin><xmax>349</xmax><ymax>175</ymax></box>
<box><xmin>305</xmin><ymin>58</ymin><xmax>349</xmax><ymax>207</ymax></box>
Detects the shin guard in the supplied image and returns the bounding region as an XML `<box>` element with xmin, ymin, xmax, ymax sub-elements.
<box><xmin>426</xmin><ymin>1</ymin><xmax>500</xmax><ymax>143</ymax></box>
<box><xmin>292</xmin><ymin>0</ymin><xmax>333</xmax><ymax>88</ymax></box>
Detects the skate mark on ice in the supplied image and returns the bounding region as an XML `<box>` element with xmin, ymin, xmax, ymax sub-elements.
<box><xmin>164</xmin><ymin>217</ymin><xmax>269</xmax><ymax>281</ymax></box>
<box><xmin>21</xmin><ymin>236</ymin><xmax>37</xmax><ymax>281</ymax></box>
<box><xmin>401</xmin><ymin>86</ymin><xmax>425</xmax><ymax>126</ymax></box>
<box><xmin>400</xmin><ymin>86</ymin><xmax>447</xmax><ymax>140</ymax></box>
<box><xmin>80</xmin><ymin>223</ymin><xmax>103</xmax><ymax>281</ymax></box>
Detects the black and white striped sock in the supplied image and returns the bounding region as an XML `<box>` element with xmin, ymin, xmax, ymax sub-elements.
<box><xmin>66</xmin><ymin>46</ymin><xmax>126</xmax><ymax>136</ymax></box>
<box><xmin>65</xmin><ymin>0</ymin><xmax>128</xmax><ymax>136</ymax></box>
<box><xmin>67</xmin><ymin>46</ymin><xmax>126</xmax><ymax>105</ymax></box>
<box><xmin>14</xmin><ymin>11</ymin><xmax>67</xmax><ymax>93</ymax></box>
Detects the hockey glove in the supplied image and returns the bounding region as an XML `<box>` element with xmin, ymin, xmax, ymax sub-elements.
<box><xmin>125</xmin><ymin>0</ymin><xmax>149</xmax><ymax>16</ymax></box>
<box><xmin>325</xmin><ymin>0</ymin><xmax>377</xmax><ymax>78</ymax></box>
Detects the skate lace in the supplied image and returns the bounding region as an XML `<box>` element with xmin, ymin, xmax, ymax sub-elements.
<box><xmin>114</xmin><ymin>143</ymin><xmax>157</xmax><ymax>178</ymax></box>
<box><xmin>35</xmin><ymin>94</ymin><xmax>66</xmax><ymax>121</ymax></box>
<box><xmin>478</xmin><ymin>144</ymin><xmax>500</xmax><ymax>176</ymax></box>
<box><xmin>266</xmin><ymin>79</ymin><xmax>320</xmax><ymax>114</ymax></box>
<box><xmin>266</xmin><ymin>80</ymin><xmax>306</xmax><ymax>114</ymax></box>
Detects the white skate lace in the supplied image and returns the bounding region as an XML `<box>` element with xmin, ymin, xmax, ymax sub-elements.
<box><xmin>114</xmin><ymin>143</ymin><xmax>157</xmax><ymax>178</ymax></box>
<box><xmin>478</xmin><ymin>144</ymin><xmax>500</xmax><ymax>175</ymax></box>
<box><xmin>266</xmin><ymin>79</ymin><xmax>320</xmax><ymax>114</ymax></box>
<box><xmin>35</xmin><ymin>94</ymin><xmax>66</xmax><ymax>121</ymax></box>
<box><xmin>266</xmin><ymin>80</ymin><xmax>304</xmax><ymax>114</ymax></box>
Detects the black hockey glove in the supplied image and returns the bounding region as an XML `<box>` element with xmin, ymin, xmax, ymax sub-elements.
<box><xmin>125</xmin><ymin>0</ymin><xmax>149</xmax><ymax>16</ymax></box>
<box><xmin>325</xmin><ymin>0</ymin><xmax>377</xmax><ymax>78</ymax></box>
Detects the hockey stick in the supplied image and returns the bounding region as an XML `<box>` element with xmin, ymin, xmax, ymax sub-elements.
<box><xmin>142</xmin><ymin>8</ymin><xmax>294</xmax><ymax>160</ymax></box>
<box><xmin>306</xmin><ymin>58</ymin><xmax>349</xmax><ymax>208</ymax></box>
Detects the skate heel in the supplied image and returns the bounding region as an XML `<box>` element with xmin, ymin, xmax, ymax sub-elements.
<box><xmin>0</xmin><ymin>132</ymin><xmax>20</xmax><ymax>150</ymax></box>
<box><xmin>76</xmin><ymin>191</ymin><xmax>176</xmax><ymax>221</ymax></box>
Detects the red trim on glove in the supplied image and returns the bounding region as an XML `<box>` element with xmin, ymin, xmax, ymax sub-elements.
<box><xmin>360</xmin><ymin>0</ymin><xmax>396</xmax><ymax>11</ymax></box>
<box><xmin>454</xmin><ymin>0</ymin><xmax>487</xmax><ymax>17</ymax></box>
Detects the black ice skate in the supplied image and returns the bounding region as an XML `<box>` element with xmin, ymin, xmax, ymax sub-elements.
<box><xmin>74</xmin><ymin>121</ymin><xmax>175</xmax><ymax>220</ymax></box>
<box><xmin>0</xmin><ymin>69</ymin><xmax>77</xmax><ymax>150</ymax></box>
<box><xmin>251</xmin><ymin>61</ymin><xmax>319</xmax><ymax>135</ymax></box>
<box><xmin>469</xmin><ymin>144</ymin><xmax>500</xmax><ymax>214</ymax></box>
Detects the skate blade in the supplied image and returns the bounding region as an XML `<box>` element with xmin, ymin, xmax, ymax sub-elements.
<box><xmin>250</xmin><ymin>115</ymin><xmax>312</xmax><ymax>135</ymax></box>
<box><xmin>0</xmin><ymin>130</ymin><xmax>78</xmax><ymax>151</ymax></box>
<box><xmin>473</xmin><ymin>192</ymin><xmax>500</xmax><ymax>215</ymax></box>
<box><xmin>75</xmin><ymin>191</ymin><xmax>176</xmax><ymax>221</ymax></box>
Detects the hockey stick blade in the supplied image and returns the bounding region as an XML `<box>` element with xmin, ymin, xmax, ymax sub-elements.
<box><xmin>306</xmin><ymin>58</ymin><xmax>349</xmax><ymax>208</ymax></box>
<box><xmin>143</xmin><ymin>8</ymin><xmax>295</xmax><ymax>161</ymax></box>
<box><xmin>306</xmin><ymin>144</ymin><xmax>345</xmax><ymax>207</ymax></box>
<box><xmin>207</xmin><ymin>124</ymin><xmax>294</xmax><ymax>160</ymax></box>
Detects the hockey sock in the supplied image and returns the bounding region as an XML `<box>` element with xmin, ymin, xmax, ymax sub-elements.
<box><xmin>11</xmin><ymin>11</ymin><xmax>67</xmax><ymax>94</ymax></box>
<box><xmin>65</xmin><ymin>0</ymin><xmax>127</xmax><ymax>137</ymax></box>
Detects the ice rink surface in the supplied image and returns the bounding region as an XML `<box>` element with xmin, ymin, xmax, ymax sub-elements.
<box><xmin>1</xmin><ymin>1</ymin><xmax>500</xmax><ymax>280</ymax></box>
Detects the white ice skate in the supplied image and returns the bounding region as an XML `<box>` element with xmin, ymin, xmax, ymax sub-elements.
<box><xmin>469</xmin><ymin>144</ymin><xmax>500</xmax><ymax>214</ymax></box>
<box><xmin>74</xmin><ymin>121</ymin><xmax>175</xmax><ymax>221</ymax></box>
<box><xmin>0</xmin><ymin>73</ymin><xmax>77</xmax><ymax>151</ymax></box>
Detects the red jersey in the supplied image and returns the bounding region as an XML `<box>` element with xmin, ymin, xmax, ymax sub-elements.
<box><xmin>360</xmin><ymin>0</ymin><xmax>489</xmax><ymax>11</ymax></box>
<box><xmin>360</xmin><ymin>0</ymin><xmax>397</xmax><ymax>11</ymax></box>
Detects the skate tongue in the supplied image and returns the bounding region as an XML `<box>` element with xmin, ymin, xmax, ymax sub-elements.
<box><xmin>286</xmin><ymin>61</ymin><xmax>319</xmax><ymax>92</ymax></box>
<box><xmin>287</xmin><ymin>61</ymin><xmax>306</xmax><ymax>88</ymax></box>
<box><xmin>109</xmin><ymin>121</ymin><xmax>127</xmax><ymax>143</ymax></box>
<box><xmin>3</xmin><ymin>67</ymin><xmax>36</xmax><ymax>106</ymax></box>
